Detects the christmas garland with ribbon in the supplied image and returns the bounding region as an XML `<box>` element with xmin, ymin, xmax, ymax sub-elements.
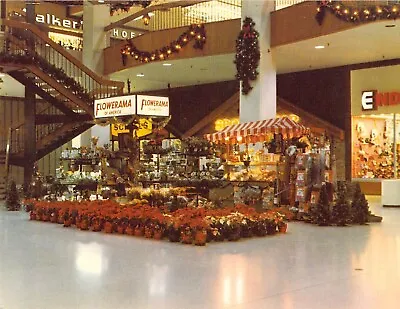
<box><xmin>110</xmin><ymin>1</ymin><xmax>152</xmax><ymax>16</ymax></box>
<box><xmin>235</xmin><ymin>17</ymin><xmax>260</xmax><ymax>95</ymax></box>
<box><xmin>120</xmin><ymin>24</ymin><xmax>206</xmax><ymax>65</ymax></box>
<box><xmin>316</xmin><ymin>0</ymin><xmax>400</xmax><ymax>25</ymax></box>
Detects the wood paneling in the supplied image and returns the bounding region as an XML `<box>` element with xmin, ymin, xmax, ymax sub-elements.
<box><xmin>271</xmin><ymin>2</ymin><xmax>362</xmax><ymax>47</ymax></box>
<box><xmin>103</xmin><ymin>19</ymin><xmax>240</xmax><ymax>75</ymax></box>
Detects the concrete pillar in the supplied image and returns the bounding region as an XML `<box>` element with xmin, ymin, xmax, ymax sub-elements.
<box><xmin>240</xmin><ymin>0</ymin><xmax>276</xmax><ymax>123</ymax></box>
<box><xmin>81</xmin><ymin>1</ymin><xmax>111</xmax><ymax>147</ymax></box>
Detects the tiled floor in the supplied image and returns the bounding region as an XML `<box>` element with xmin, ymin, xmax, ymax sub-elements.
<box><xmin>0</xmin><ymin>197</ymin><xmax>399</xmax><ymax>309</ymax></box>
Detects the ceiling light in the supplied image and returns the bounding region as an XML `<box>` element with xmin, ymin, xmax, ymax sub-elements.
<box><xmin>0</xmin><ymin>73</ymin><xmax>5</xmax><ymax>77</ymax></box>
<box><xmin>137</xmin><ymin>73</ymin><xmax>145</xmax><ymax>77</ymax></box>
<box><xmin>315</xmin><ymin>45</ymin><xmax>325</xmax><ymax>49</ymax></box>
<box><xmin>163</xmin><ymin>63</ymin><xmax>172</xmax><ymax>66</ymax></box>
<box><xmin>98</xmin><ymin>0</ymin><xmax>105</xmax><ymax>3</ymax></box>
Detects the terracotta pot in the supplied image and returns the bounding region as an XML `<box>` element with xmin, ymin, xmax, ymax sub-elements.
<box><xmin>168</xmin><ymin>228</ymin><xmax>180</xmax><ymax>242</ymax></box>
<box><xmin>278</xmin><ymin>223</ymin><xmax>287</xmax><ymax>233</ymax></box>
<box><xmin>57</xmin><ymin>216</ymin><xmax>65</xmax><ymax>224</ymax></box>
<box><xmin>180</xmin><ymin>229</ymin><xmax>193</xmax><ymax>244</ymax></box>
<box><xmin>104</xmin><ymin>222</ymin><xmax>113</xmax><ymax>233</ymax></box>
<box><xmin>153</xmin><ymin>228</ymin><xmax>164</xmax><ymax>240</ymax></box>
<box><xmin>50</xmin><ymin>214</ymin><xmax>57</xmax><ymax>223</ymax></box>
<box><xmin>80</xmin><ymin>220</ymin><xmax>89</xmax><ymax>231</ymax></box>
<box><xmin>125</xmin><ymin>226</ymin><xmax>134</xmax><ymax>236</ymax></box>
<box><xmin>144</xmin><ymin>226</ymin><xmax>153</xmax><ymax>238</ymax></box>
<box><xmin>63</xmin><ymin>219</ymin><xmax>72</xmax><ymax>227</ymax></box>
<box><xmin>29</xmin><ymin>212</ymin><xmax>37</xmax><ymax>221</ymax></box>
<box><xmin>194</xmin><ymin>230</ymin><xmax>207</xmax><ymax>246</ymax></box>
<box><xmin>91</xmin><ymin>221</ymin><xmax>102</xmax><ymax>232</ymax></box>
<box><xmin>117</xmin><ymin>225</ymin><xmax>125</xmax><ymax>234</ymax></box>
<box><xmin>227</xmin><ymin>227</ymin><xmax>241</xmax><ymax>241</ymax></box>
<box><xmin>43</xmin><ymin>214</ymin><xmax>50</xmax><ymax>222</ymax></box>
<box><xmin>134</xmin><ymin>226</ymin><xmax>144</xmax><ymax>237</ymax></box>
<box><xmin>266</xmin><ymin>224</ymin><xmax>277</xmax><ymax>235</ymax></box>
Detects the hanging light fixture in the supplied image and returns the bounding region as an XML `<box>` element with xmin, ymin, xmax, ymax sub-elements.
<box><xmin>143</xmin><ymin>13</ymin><xmax>150</xmax><ymax>26</ymax></box>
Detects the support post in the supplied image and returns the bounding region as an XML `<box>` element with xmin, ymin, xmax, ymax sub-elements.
<box><xmin>24</xmin><ymin>86</ymin><xmax>36</xmax><ymax>189</ymax></box>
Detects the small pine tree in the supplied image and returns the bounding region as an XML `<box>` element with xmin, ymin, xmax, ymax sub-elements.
<box><xmin>351</xmin><ymin>183</ymin><xmax>370</xmax><ymax>225</ymax></box>
<box><xmin>6</xmin><ymin>180</ymin><xmax>20</xmax><ymax>211</ymax></box>
<box><xmin>312</xmin><ymin>184</ymin><xmax>331</xmax><ymax>226</ymax></box>
<box><xmin>331</xmin><ymin>182</ymin><xmax>350</xmax><ymax>226</ymax></box>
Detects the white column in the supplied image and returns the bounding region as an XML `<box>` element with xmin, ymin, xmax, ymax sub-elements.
<box><xmin>240</xmin><ymin>0</ymin><xmax>276</xmax><ymax>123</ymax></box>
<box><xmin>81</xmin><ymin>1</ymin><xmax>111</xmax><ymax>147</ymax></box>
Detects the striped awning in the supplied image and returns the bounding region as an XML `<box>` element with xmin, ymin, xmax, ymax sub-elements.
<box><xmin>205</xmin><ymin>117</ymin><xmax>309</xmax><ymax>143</ymax></box>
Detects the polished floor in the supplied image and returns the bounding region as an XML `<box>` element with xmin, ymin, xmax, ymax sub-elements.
<box><xmin>0</xmin><ymin>197</ymin><xmax>399</xmax><ymax>309</ymax></box>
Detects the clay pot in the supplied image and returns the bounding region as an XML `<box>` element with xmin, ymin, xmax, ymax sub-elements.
<box><xmin>91</xmin><ymin>221</ymin><xmax>102</xmax><ymax>232</ymax></box>
<box><xmin>134</xmin><ymin>226</ymin><xmax>144</xmax><ymax>237</ymax></box>
<box><xmin>266</xmin><ymin>224</ymin><xmax>277</xmax><ymax>235</ymax></box>
<box><xmin>144</xmin><ymin>226</ymin><xmax>153</xmax><ymax>238</ymax></box>
<box><xmin>57</xmin><ymin>216</ymin><xmax>65</xmax><ymax>224</ymax></box>
<box><xmin>168</xmin><ymin>227</ymin><xmax>180</xmax><ymax>242</ymax></box>
<box><xmin>43</xmin><ymin>214</ymin><xmax>50</xmax><ymax>222</ymax></box>
<box><xmin>278</xmin><ymin>223</ymin><xmax>287</xmax><ymax>233</ymax></box>
<box><xmin>125</xmin><ymin>226</ymin><xmax>134</xmax><ymax>236</ymax></box>
<box><xmin>29</xmin><ymin>212</ymin><xmax>37</xmax><ymax>221</ymax></box>
<box><xmin>153</xmin><ymin>228</ymin><xmax>164</xmax><ymax>240</ymax></box>
<box><xmin>50</xmin><ymin>214</ymin><xmax>57</xmax><ymax>223</ymax></box>
<box><xmin>194</xmin><ymin>230</ymin><xmax>207</xmax><ymax>246</ymax></box>
<box><xmin>227</xmin><ymin>227</ymin><xmax>241</xmax><ymax>241</ymax></box>
<box><xmin>63</xmin><ymin>218</ymin><xmax>72</xmax><ymax>227</ymax></box>
<box><xmin>80</xmin><ymin>219</ymin><xmax>89</xmax><ymax>231</ymax></box>
<box><xmin>180</xmin><ymin>228</ymin><xmax>193</xmax><ymax>245</ymax></box>
<box><xmin>117</xmin><ymin>225</ymin><xmax>125</xmax><ymax>234</ymax></box>
<box><xmin>104</xmin><ymin>222</ymin><xmax>113</xmax><ymax>233</ymax></box>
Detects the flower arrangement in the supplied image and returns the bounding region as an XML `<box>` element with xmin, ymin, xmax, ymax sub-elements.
<box><xmin>26</xmin><ymin>201</ymin><xmax>288</xmax><ymax>246</ymax></box>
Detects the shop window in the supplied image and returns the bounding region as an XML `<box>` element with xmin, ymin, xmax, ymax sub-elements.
<box><xmin>352</xmin><ymin>114</ymin><xmax>395</xmax><ymax>179</ymax></box>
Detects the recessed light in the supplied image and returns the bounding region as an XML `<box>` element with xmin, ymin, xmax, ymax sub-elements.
<box><xmin>315</xmin><ymin>45</ymin><xmax>325</xmax><ymax>49</ymax></box>
<box><xmin>137</xmin><ymin>73</ymin><xmax>145</xmax><ymax>77</ymax></box>
<box><xmin>163</xmin><ymin>63</ymin><xmax>172</xmax><ymax>66</ymax></box>
<box><xmin>98</xmin><ymin>0</ymin><xmax>105</xmax><ymax>3</ymax></box>
<box><xmin>0</xmin><ymin>73</ymin><xmax>5</xmax><ymax>77</ymax></box>
<box><xmin>385</xmin><ymin>24</ymin><xmax>396</xmax><ymax>28</ymax></box>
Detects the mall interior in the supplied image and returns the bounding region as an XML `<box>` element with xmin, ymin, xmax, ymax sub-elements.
<box><xmin>1</xmin><ymin>1</ymin><xmax>400</xmax><ymax>308</ymax></box>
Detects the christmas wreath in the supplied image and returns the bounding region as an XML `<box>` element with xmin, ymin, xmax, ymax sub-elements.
<box><xmin>235</xmin><ymin>17</ymin><xmax>260</xmax><ymax>95</ymax></box>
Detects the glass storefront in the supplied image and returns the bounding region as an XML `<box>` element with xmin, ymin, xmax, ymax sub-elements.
<box><xmin>352</xmin><ymin>114</ymin><xmax>400</xmax><ymax>179</ymax></box>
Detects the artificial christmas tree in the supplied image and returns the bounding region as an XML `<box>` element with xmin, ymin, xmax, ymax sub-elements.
<box><xmin>311</xmin><ymin>184</ymin><xmax>331</xmax><ymax>226</ymax></box>
<box><xmin>6</xmin><ymin>180</ymin><xmax>20</xmax><ymax>211</ymax></box>
<box><xmin>351</xmin><ymin>183</ymin><xmax>370</xmax><ymax>225</ymax></box>
<box><xmin>331</xmin><ymin>182</ymin><xmax>350</xmax><ymax>226</ymax></box>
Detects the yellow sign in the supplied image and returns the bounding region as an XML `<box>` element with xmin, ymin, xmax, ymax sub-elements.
<box><xmin>110</xmin><ymin>119</ymin><xmax>152</xmax><ymax>138</ymax></box>
<box><xmin>215</xmin><ymin>118</ymin><xmax>239</xmax><ymax>131</ymax></box>
<box><xmin>137</xmin><ymin>118</ymin><xmax>152</xmax><ymax>138</ymax></box>
<box><xmin>111</xmin><ymin>123</ymin><xmax>129</xmax><ymax>136</ymax></box>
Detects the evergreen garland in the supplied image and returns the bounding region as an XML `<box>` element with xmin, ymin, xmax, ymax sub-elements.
<box><xmin>331</xmin><ymin>181</ymin><xmax>350</xmax><ymax>226</ymax></box>
<box><xmin>235</xmin><ymin>17</ymin><xmax>260</xmax><ymax>95</ymax></box>
<box><xmin>351</xmin><ymin>183</ymin><xmax>370</xmax><ymax>225</ymax></box>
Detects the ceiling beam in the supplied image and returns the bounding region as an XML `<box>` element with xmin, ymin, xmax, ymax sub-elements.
<box><xmin>104</xmin><ymin>0</ymin><xmax>210</xmax><ymax>32</ymax></box>
<box><xmin>35</xmin><ymin>114</ymin><xmax>92</xmax><ymax>125</ymax></box>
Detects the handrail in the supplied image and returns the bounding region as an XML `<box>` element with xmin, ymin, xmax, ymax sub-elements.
<box><xmin>2</xmin><ymin>19</ymin><xmax>123</xmax><ymax>90</ymax></box>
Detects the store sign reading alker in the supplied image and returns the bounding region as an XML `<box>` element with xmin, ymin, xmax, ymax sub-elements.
<box><xmin>362</xmin><ymin>90</ymin><xmax>400</xmax><ymax>111</ymax></box>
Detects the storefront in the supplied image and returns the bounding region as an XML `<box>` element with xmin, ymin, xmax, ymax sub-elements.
<box><xmin>351</xmin><ymin>65</ymin><xmax>400</xmax><ymax>194</ymax></box>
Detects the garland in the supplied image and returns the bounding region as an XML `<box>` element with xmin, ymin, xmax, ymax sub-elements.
<box><xmin>316</xmin><ymin>0</ymin><xmax>400</xmax><ymax>25</ymax></box>
<box><xmin>110</xmin><ymin>1</ymin><xmax>152</xmax><ymax>16</ymax></box>
<box><xmin>235</xmin><ymin>17</ymin><xmax>260</xmax><ymax>95</ymax></box>
<box><xmin>121</xmin><ymin>24</ymin><xmax>206</xmax><ymax>65</ymax></box>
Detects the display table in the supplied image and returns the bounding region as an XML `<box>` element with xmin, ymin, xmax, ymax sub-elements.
<box><xmin>382</xmin><ymin>180</ymin><xmax>400</xmax><ymax>207</ymax></box>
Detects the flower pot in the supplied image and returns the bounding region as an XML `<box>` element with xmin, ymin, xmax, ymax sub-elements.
<box><xmin>241</xmin><ymin>225</ymin><xmax>253</xmax><ymax>238</ymax></box>
<box><xmin>227</xmin><ymin>227</ymin><xmax>241</xmax><ymax>241</ymax></box>
<box><xmin>63</xmin><ymin>219</ymin><xmax>72</xmax><ymax>227</ymax></box>
<box><xmin>80</xmin><ymin>219</ymin><xmax>89</xmax><ymax>231</ymax></box>
<box><xmin>43</xmin><ymin>214</ymin><xmax>50</xmax><ymax>222</ymax></box>
<box><xmin>168</xmin><ymin>228</ymin><xmax>180</xmax><ymax>242</ymax></box>
<box><xmin>266</xmin><ymin>224</ymin><xmax>277</xmax><ymax>235</ymax></box>
<box><xmin>153</xmin><ymin>228</ymin><xmax>164</xmax><ymax>240</ymax></box>
<box><xmin>104</xmin><ymin>222</ymin><xmax>113</xmax><ymax>233</ymax></box>
<box><xmin>134</xmin><ymin>226</ymin><xmax>144</xmax><ymax>237</ymax></box>
<box><xmin>180</xmin><ymin>228</ymin><xmax>193</xmax><ymax>245</ymax></box>
<box><xmin>144</xmin><ymin>226</ymin><xmax>153</xmax><ymax>238</ymax></box>
<box><xmin>29</xmin><ymin>212</ymin><xmax>37</xmax><ymax>221</ymax></box>
<box><xmin>57</xmin><ymin>216</ymin><xmax>65</xmax><ymax>224</ymax></box>
<box><xmin>125</xmin><ymin>226</ymin><xmax>134</xmax><ymax>236</ymax></box>
<box><xmin>50</xmin><ymin>214</ymin><xmax>57</xmax><ymax>223</ymax></box>
<box><xmin>194</xmin><ymin>230</ymin><xmax>207</xmax><ymax>246</ymax></box>
<box><xmin>278</xmin><ymin>223</ymin><xmax>287</xmax><ymax>233</ymax></box>
<box><xmin>117</xmin><ymin>225</ymin><xmax>125</xmax><ymax>234</ymax></box>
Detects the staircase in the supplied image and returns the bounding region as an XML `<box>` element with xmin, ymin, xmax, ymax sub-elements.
<box><xmin>0</xmin><ymin>19</ymin><xmax>124</xmax><ymax>167</ymax></box>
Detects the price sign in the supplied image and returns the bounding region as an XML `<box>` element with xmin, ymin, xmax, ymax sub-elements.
<box><xmin>111</xmin><ymin>123</ymin><xmax>129</xmax><ymax>136</ymax></box>
<box><xmin>137</xmin><ymin>118</ymin><xmax>152</xmax><ymax>137</ymax></box>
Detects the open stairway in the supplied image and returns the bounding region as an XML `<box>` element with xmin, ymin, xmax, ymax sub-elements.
<box><xmin>0</xmin><ymin>19</ymin><xmax>124</xmax><ymax>168</ymax></box>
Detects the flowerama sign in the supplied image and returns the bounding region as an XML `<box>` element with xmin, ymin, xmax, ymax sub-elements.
<box><xmin>137</xmin><ymin>95</ymin><xmax>170</xmax><ymax>117</ymax></box>
<box><xmin>361</xmin><ymin>90</ymin><xmax>400</xmax><ymax>111</ymax></box>
<box><xmin>94</xmin><ymin>95</ymin><xmax>136</xmax><ymax>118</ymax></box>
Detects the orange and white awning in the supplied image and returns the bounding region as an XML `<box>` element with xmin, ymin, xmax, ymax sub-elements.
<box><xmin>205</xmin><ymin>117</ymin><xmax>309</xmax><ymax>143</ymax></box>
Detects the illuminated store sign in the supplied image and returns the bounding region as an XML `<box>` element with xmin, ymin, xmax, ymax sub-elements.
<box><xmin>137</xmin><ymin>95</ymin><xmax>170</xmax><ymax>117</ymax></box>
<box><xmin>361</xmin><ymin>90</ymin><xmax>400</xmax><ymax>111</ymax></box>
<box><xmin>36</xmin><ymin>13</ymin><xmax>82</xmax><ymax>29</ymax></box>
<box><xmin>94</xmin><ymin>95</ymin><xmax>136</xmax><ymax>118</ymax></box>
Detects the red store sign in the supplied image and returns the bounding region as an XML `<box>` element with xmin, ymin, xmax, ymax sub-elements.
<box><xmin>362</xmin><ymin>90</ymin><xmax>400</xmax><ymax>111</ymax></box>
